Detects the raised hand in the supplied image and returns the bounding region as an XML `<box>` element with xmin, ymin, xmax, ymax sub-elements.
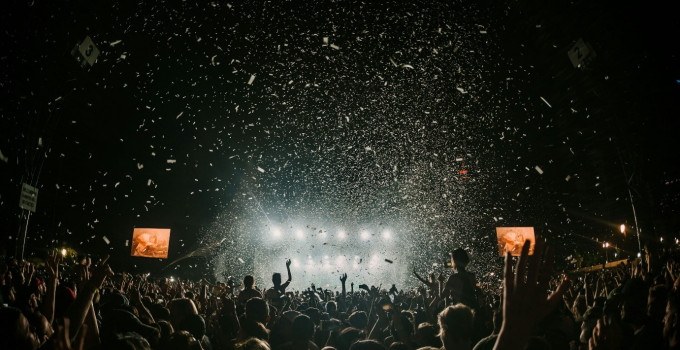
<box><xmin>46</xmin><ymin>252</ymin><xmax>61</xmax><ymax>280</ymax></box>
<box><xmin>340</xmin><ymin>273</ymin><xmax>348</xmax><ymax>284</ymax></box>
<box><xmin>88</xmin><ymin>255</ymin><xmax>114</xmax><ymax>289</ymax></box>
<box><xmin>589</xmin><ymin>316</ymin><xmax>622</xmax><ymax>350</ymax></box>
<box><xmin>437</xmin><ymin>272</ymin><xmax>446</xmax><ymax>282</ymax></box>
<box><xmin>286</xmin><ymin>259</ymin><xmax>292</xmax><ymax>268</ymax></box>
<box><xmin>494</xmin><ymin>239</ymin><xmax>569</xmax><ymax>350</ymax></box>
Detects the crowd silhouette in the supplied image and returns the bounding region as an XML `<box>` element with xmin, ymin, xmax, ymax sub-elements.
<box><xmin>2</xmin><ymin>240</ymin><xmax>680</xmax><ymax>350</ymax></box>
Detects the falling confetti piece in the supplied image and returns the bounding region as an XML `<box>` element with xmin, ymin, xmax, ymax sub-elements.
<box><xmin>137</xmin><ymin>163</ymin><xmax>144</xmax><ymax>170</ymax></box>
<box><xmin>167</xmin><ymin>159</ymin><xmax>176</xmax><ymax>164</ymax></box>
<box><xmin>238</xmin><ymin>258</ymin><xmax>245</xmax><ymax>263</ymax></box>
<box><xmin>176</xmin><ymin>111</ymin><xmax>184</xmax><ymax>119</ymax></box>
<box><xmin>257</xmin><ymin>167</ymin><xmax>265</xmax><ymax>173</ymax></box>
<box><xmin>109</xmin><ymin>40</ymin><xmax>122</xmax><ymax>47</ymax></box>
<box><xmin>384</xmin><ymin>259</ymin><xmax>393</xmax><ymax>263</ymax></box>
<box><xmin>540</xmin><ymin>96</ymin><xmax>552</xmax><ymax>108</ymax></box>
<box><xmin>535</xmin><ymin>165</ymin><xmax>544</xmax><ymax>174</ymax></box>
<box><xmin>102</xmin><ymin>236</ymin><xmax>110</xmax><ymax>244</ymax></box>
<box><xmin>248</xmin><ymin>74</ymin><xmax>256</xmax><ymax>85</ymax></box>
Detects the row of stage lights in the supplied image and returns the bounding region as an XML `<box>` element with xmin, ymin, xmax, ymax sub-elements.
<box><xmin>285</xmin><ymin>255</ymin><xmax>388</xmax><ymax>269</ymax></box>
<box><xmin>268</xmin><ymin>227</ymin><xmax>393</xmax><ymax>241</ymax></box>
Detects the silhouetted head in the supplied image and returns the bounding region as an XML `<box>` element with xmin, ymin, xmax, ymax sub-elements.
<box><xmin>292</xmin><ymin>314</ymin><xmax>315</xmax><ymax>342</ymax></box>
<box><xmin>272</xmin><ymin>273</ymin><xmax>282</xmax><ymax>286</ymax></box>
<box><xmin>438</xmin><ymin>304</ymin><xmax>474</xmax><ymax>350</ymax></box>
<box><xmin>246</xmin><ymin>297</ymin><xmax>270</xmax><ymax>324</ymax></box>
<box><xmin>244</xmin><ymin>275</ymin><xmax>255</xmax><ymax>288</ymax></box>
<box><xmin>451</xmin><ymin>248</ymin><xmax>470</xmax><ymax>270</ymax></box>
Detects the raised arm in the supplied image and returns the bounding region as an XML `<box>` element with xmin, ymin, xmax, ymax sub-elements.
<box><xmin>340</xmin><ymin>273</ymin><xmax>348</xmax><ymax>297</ymax></box>
<box><xmin>494</xmin><ymin>240</ymin><xmax>568</xmax><ymax>350</ymax></box>
<box><xmin>42</xmin><ymin>252</ymin><xmax>60</xmax><ymax>324</ymax></box>
<box><xmin>65</xmin><ymin>256</ymin><xmax>113</xmax><ymax>338</ymax></box>
<box><xmin>286</xmin><ymin>259</ymin><xmax>292</xmax><ymax>283</ymax></box>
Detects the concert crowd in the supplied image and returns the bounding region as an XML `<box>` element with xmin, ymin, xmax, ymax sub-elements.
<box><xmin>2</xmin><ymin>240</ymin><xmax>680</xmax><ymax>350</ymax></box>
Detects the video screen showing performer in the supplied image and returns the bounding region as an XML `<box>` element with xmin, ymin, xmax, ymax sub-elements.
<box><xmin>496</xmin><ymin>227</ymin><xmax>535</xmax><ymax>256</ymax></box>
<box><xmin>130</xmin><ymin>228</ymin><xmax>171</xmax><ymax>258</ymax></box>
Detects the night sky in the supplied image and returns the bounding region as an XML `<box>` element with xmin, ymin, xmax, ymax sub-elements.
<box><xmin>1</xmin><ymin>0</ymin><xmax>679</xmax><ymax>287</ymax></box>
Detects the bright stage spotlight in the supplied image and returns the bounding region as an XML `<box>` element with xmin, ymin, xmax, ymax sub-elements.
<box><xmin>360</xmin><ymin>230</ymin><xmax>370</xmax><ymax>241</ymax></box>
<box><xmin>382</xmin><ymin>230</ymin><xmax>392</xmax><ymax>240</ymax></box>
<box><xmin>292</xmin><ymin>258</ymin><xmax>300</xmax><ymax>268</ymax></box>
<box><xmin>271</xmin><ymin>227</ymin><xmax>282</xmax><ymax>239</ymax></box>
<box><xmin>337</xmin><ymin>230</ymin><xmax>346</xmax><ymax>240</ymax></box>
<box><xmin>369</xmin><ymin>255</ymin><xmax>380</xmax><ymax>267</ymax></box>
<box><xmin>295</xmin><ymin>229</ymin><xmax>305</xmax><ymax>240</ymax></box>
<box><xmin>335</xmin><ymin>255</ymin><xmax>346</xmax><ymax>267</ymax></box>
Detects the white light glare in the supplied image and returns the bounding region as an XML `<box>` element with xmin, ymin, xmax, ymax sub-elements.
<box><xmin>296</xmin><ymin>229</ymin><xmax>304</xmax><ymax>239</ymax></box>
<box><xmin>335</xmin><ymin>256</ymin><xmax>346</xmax><ymax>266</ymax></box>
<box><xmin>620</xmin><ymin>224</ymin><xmax>626</xmax><ymax>234</ymax></box>
<box><xmin>360</xmin><ymin>230</ymin><xmax>370</xmax><ymax>241</ymax></box>
<box><xmin>61</xmin><ymin>248</ymin><xmax>67</xmax><ymax>257</ymax></box>
<box><xmin>338</xmin><ymin>230</ymin><xmax>346</xmax><ymax>240</ymax></box>
<box><xmin>271</xmin><ymin>227</ymin><xmax>282</xmax><ymax>238</ymax></box>
<box><xmin>382</xmin><ymin>230</ymin><xmax>392</xmax><ymax>240</ymax></box>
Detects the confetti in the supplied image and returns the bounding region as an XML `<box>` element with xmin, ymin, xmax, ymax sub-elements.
<box><xmin>540</xmin><ymin>96</ymin><xmax>552</xmax><ymax>108</ymax></box>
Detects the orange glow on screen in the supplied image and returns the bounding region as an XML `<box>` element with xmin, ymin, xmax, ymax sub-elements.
<box><xmin>131</xmin><ymin>228</ymin><xmax>171</xmax><ymax>258</ymax></box>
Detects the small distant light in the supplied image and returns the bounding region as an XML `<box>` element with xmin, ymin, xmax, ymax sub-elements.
<box><xmin>360</xmin><ymin>230</ymin><xmax>370</xmax><ymax>241</ymax></box>
<box><xmin>637</xmin><ymin>252</ymin><xmax>642</xmax><ymax>258</ymax></box>
<box><xmin>382</xmin><ymin>230</ymin><xmax>392</xmax><ymax>240</ymax></box>
<box><xmin>295</xmin><ymin>230</ymin><xmax>304</xmax><ymax>239</ymax></box>
<box><xmin>660</xmin><ymin>237</ymin><xmax>664</xmax><ymax>242</ymax></box>
<box><xmin>620</xmin><ymin>224</ymin><xmax>626</xmax><ymax>234</ymax></box>
<box><xmin>169</xmin><ymin>276</ymin><xmax>175</xmax><ymax>282</ymax></box>
<box><xmin>614</xmin><ymin>252</ymin><xmax>618</xmax><ymax>258</ymax></box>
<box><xmin>338</xmin><ymin>230</ymin><xmax>346</xmax><ymax>240</ymax></box>
<box><xmin>676</xmin><ymin>79</ymin><xmax>680</xmax><ymax>84</ymax></box>
<box><xmin>61</xmin><ymin>248</ymin><xmax>67</xmax><ymax>257</ymax></box>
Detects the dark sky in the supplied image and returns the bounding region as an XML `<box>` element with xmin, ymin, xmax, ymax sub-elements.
<box><xmin>1</xmin><ymin>0</ymin><xmax>679</xmax><ymax>279</ymax></box>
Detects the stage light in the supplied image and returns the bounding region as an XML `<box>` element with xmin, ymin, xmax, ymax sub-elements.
<box><xmin>292</xmin><ymin>258</ymin><xmax>300</xmax><ymax>268</ymax></box>
<box><xmin>295</xmin><ymin>229</ymin><xmax>304</xmax><ymax>239</ymax></box>
<box><xmin>382</xmin><ymin>230</ymin><xmax>392</xmax><ymax>240</ymax></box>
<box><xmin>619</xmin><ymin>224</ymin><xmax>626</xmax><ymax>234</ymax></box>
<box><xmin>61</xmin><ymin>248</ymin><xmax>67</xmax><ymax>257</ymax></box>
<box><xmin>360</xmin><ymin>230</ymin><xmax>370</xmax><ymax>241</ymax></box>
<box><xmin>271</xmin><ymin>227</ymin><xmax>282</xmax><ymax>238</ymax></box>
<box><xmin>369</xmin><ymin>255</ymin><xmax>380</xmax><ymax>267</ymax></box>
<box><xmin>335</xmin><ymin>256</ymin><xmax>346</xmax><ymax>266</ymax></box>
<box><xmin>338</xmin><ymin>230</ymin><xmax>346</xmax><ymax>240</ymax></box>
<box><xmin>660</xmin><ymin>237</ymin><xmax>664</xmax><ymax>243</ymax></box>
